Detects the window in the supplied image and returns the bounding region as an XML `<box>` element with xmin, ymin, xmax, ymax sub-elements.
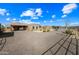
<box><xmin>36</xmin><ymin>26</ymin><xmax>38</xmax><ymax>29</ymax></box>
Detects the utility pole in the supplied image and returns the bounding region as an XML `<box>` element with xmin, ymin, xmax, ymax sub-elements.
<box><xmin>64</xmin><ymin>18</ymin><xmax>69</xmax><ymax>30</ymax></box>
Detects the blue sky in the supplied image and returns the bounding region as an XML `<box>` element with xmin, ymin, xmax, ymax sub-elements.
<box><xmin>0</xmin><ymin>3</ymin><xmax>79</xmax><ymax>26</ymax></box>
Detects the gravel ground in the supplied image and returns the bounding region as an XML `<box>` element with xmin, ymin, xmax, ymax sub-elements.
<box><xmin>0</xmin><ymin>31</ymin><xmax>65</xmax><ymax>55</ymax></box>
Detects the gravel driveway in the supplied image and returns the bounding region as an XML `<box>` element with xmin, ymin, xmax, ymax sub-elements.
<box><xmin>0</xmin><ymin>31</ymin><xmax>65</xmax><ymax>55</ymax></box>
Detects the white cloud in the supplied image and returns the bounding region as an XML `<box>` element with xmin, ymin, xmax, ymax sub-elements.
<box><xmin>13</xmin><ymin>18</ymin><xmax>16</xmax><ymax>21</ymax></box>
<box><xmin>20</xmin><ymin>20</ymin><xmax>31</xmax><ymax>23</ymax></box>
<box><xmin>52</xmin><ymin>15</ymin><xmax>56</xmax><ymax>18</ymax></box>
<box><xmin>32</xmin><ymin>16</ymin><xmax>39</xmax><ymax>19</ymax></box>
<box><xmin>44</xmin><ymin>20</ymin><xmax>54</xmax><ymax>23</ymax></box>
<box><xmin>44</xmin><ymin>20</ymin><xmax>47</xmax><ymax>23</ymax></box>
<box><xmin>50</xmin><ymin>19</ymin><xmax>64</xmax><ymax>22</ymax></box>
<box><xmin>0</xmin><ymin>8</ymin><xmax>7</xmax><ymax>16</ymax></box>
<box><xmin>6</xmin><ymin>13</ymin><xmax>10</xmax><ymax>16</ymax></box>
<box><xmin>19</xmin><ymin>19</ymin><xmax>40</xmax><ymax>24</ymax></box>
<box><xmin>18</xmin><ymin>19</ymin><xmax>32</xmax><ymax>24</ymax></box>
<box><xmin>20</xmin><ymin>9</ymin><xmax>34</xmax><ymax>17</ymax></box>
<box><xmin>35</xmin><ymin>8</ymin><xmax>42</xmax><ymax>16</ymax></box>
<box><xmin>35</xmin><ymin>22</ymin><xmax>40</xmax><ymax>24</ymax></box>
<box><xmin>6</xmin><ymin>18</ymin><xmax>10</xmax><ymax>21</ymax></box>
<box><xmin>46</xmin><ymin>11</ymin><xmax>49</xmax><ymax>13</ymax></box>
<box><xmin>62</xmin><ymin>3</ymin><xmax>77</xmax><ymax>14</ymax></box>
<box><xmin>50</xmin><ymin>20</ymin><xmax>53</xmax><ymax>22</ymax></box>
<box><xmin>44</xmin><ymin>20</ymin><xmax>53</xmax><ymax>23</ymax></box>
<box><xmin>0</xmin><ymin>8</ymin><xmax>10</xmax><ymax>16</ymax></box>
<box><xmin>43</xmin><ymin>19</ymin><xmax>64</xmax><ymax>23</ymax></box>
<box><xmin>61</xmin><ymin>14</ymin><xmax>67</xmax><ymax>18</ymax></box>
<box><xmin>20</xmin><ymin>8</ymin><xmax>43</xmax><ymax>19</ymax></box>
<box><xmin>69</xmin><ymin>22</ymin><xmax>79</xmax><ymax>26</ymax></box>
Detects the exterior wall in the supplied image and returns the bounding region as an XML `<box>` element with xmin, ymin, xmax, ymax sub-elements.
<box><xmin>27</xmin><ymin>24</ymin><xmax>42</xmax><ymax>31</ymax></box>
<box><xmin>27</xmin><ymin>25</ymin><xmax>33</xmax><ymax>31</ymax></box>
<box><xmin>4</xmin><ymin>27</ymin><xmax>13</xmax><ymax>32</ymax></box>
<box><xmin>1</xmin><ymin>22</ymin><xmax>54</xmax><ymax>32</ymax></box>
<box><xmin>11</xmin><ymin>23</ymin><xmax>53</xmax><ymax>32</ymax></box>
<box><xmin>41</xmin><ymin>26</ymin><xmax>53</xmax><ymax>32</ymax></box>
<box><xmin>25</xmin><ymin>25</ymin><xmax>53</xmax><ymax>32</ymax></box>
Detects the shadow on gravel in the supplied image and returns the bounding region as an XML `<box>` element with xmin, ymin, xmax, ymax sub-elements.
<box><xmin>0</xmin><ymin>32</ymin><xmax>14</xmax><ymax>38</ymax></box>
<box><xmin>0</xmin><ymin>32</ymin><xmax>14</xmax><ymax>51</ymax></box>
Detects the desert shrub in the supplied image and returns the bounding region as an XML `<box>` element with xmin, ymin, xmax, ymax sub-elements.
<box><xmin>65</xmin><ymin>29</ymin><xmax>72</xmax><ymax>35</ymax></box>
<box><xmin>43</xmin><ymin>29</ymin><xmax>50</xmax><ymax>32</ymax></box>
<box><xmin>43</xmin><ymin>30</ymin><xmax>46</xmax><ymax>32</ymax></box>
<box><xmin>43</xmin><ymin>29</ymin><xmax>46</xmax><ymax>32</ymax></box>
<box><xmin>47</xmin><ymin>29</ymin><xmax>50</xmax><ymax>32</ymax></box>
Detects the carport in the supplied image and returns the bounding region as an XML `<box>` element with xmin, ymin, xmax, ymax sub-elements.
<box><xmin>11</xmin><ymin>25</ymin><xmax>28</xmax><ymax>31</ymax></box>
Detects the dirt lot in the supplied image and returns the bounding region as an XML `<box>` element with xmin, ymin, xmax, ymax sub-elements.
<box><xmin>0</xmin><ymin>31</ymin><xmax>65</xmax><ymax>55</ymax></box>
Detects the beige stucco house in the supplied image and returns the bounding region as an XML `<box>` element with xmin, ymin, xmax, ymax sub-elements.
<box><xmin>9</xmin><ymin>22</ymin><xmax>54</xmax><ymax>32</ymax></box>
